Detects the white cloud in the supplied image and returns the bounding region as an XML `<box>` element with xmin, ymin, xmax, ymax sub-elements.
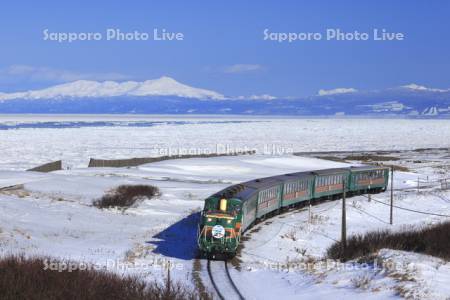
<box><xmin>401</xmin><ymin>83</ymin><xmax>449</xmax><ymax>93</ymax></box>
<box><xmin>223</xmin><ymin>64</ymin><xmax>264</xmax><ymax>74</ymax></box>
<box><xmin>0</xmin><ymin>65</ymin><xmax>130</xmax><ymax>83</ymax></box>
<box><xmin>318</xmin><ymin>87</ymin><xmax>357</xmax><ymax>96</ymax></box>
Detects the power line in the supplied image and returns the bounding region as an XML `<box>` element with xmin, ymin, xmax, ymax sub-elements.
<box><xmin>350</xmin><ymin>204</ymin><xmax>391</xmax><ymax>225</ymax></box>
<box><xmin>362</xmin><ymin>195</ymin><xmax>450</xmax><ymax>218</ymax></box>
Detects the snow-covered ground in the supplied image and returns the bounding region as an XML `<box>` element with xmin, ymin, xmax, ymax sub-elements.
<box><xmin>0</xmin><ymin>116</ymin><xmax>450</xmax><ymax>299</ymax></box>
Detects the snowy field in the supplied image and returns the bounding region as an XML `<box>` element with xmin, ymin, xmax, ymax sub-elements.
<box><xmin>1</xmin><ymin>115</ymin><xmax>450</xmax><ymax>299</ymax></box>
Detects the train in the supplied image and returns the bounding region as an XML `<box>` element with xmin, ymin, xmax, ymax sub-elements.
<box><xmin>197</xmin><ymin>165</ymin><xmax>390</xmax><ymax>258</ymax></box>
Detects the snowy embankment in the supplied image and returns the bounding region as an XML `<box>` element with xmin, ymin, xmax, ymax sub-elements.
<box><xmin>0</xmin><ymin>154</ymin><xmax>449</xmax><ymax>299</ymax></box>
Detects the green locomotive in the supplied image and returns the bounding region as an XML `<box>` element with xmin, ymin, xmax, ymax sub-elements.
<box><xmin>197</xmin><ymin>165</ymin><xmax>389</xmax><ymax>258</ymax></box>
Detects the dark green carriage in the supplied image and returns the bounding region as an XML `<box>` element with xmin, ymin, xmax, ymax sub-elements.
<box><xmin>312</xmin><ymin>168</ymin><xmax>350</xmax><ymax>198</ymax></box>
<box><xmin>279</xmin><ymin>172</ymin><xmax>315</xmax><ymax>207</ymax></box>
<box><xmin>243</xmin><ymin>178</ymin><xmax>283</xmax><ymax>219</ymax></box>
<box><xmin>349</xmin><ymin>166</ymin><xmax>389</xmax><ymax>193</ymax></box>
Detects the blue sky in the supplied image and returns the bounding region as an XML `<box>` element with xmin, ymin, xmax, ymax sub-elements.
<box><xmin>0</xmin><ymin>0</ymin><xmax>449</xmax><ymax>97</ymax></box>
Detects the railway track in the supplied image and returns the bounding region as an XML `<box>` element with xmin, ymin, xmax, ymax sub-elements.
<box><xmin>207</xmin><ymin>259</ymin><xmax>245</xmax><ymax>300</ymax></box>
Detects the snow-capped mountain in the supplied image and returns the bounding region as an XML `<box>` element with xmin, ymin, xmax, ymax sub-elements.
<box><xmin>0</xmin><ymin>81</ymin><xmax>449</xmax><ymax>117</ymax></box>
<box><xmin>0</xmin><ymin>76</ymin><xmax>225</xmax><ymax>101</ymax></box>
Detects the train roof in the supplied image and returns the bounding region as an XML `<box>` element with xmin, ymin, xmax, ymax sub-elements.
<box><xmin>234</xmin><ymin>186</ymin><xmax>258</xmax><ymax>200</ymax></box>
<box><xmin>212</xmin><ymin>183</ymin><xmax>258</xmax><ymax>201</ymax></box>
<box><xmin>242</xmin><ymin>177</ymin><xmax>283</xmax><ymax>189</ymax></box>
<box><xmin>350</xmin><ymin>165</ymin><xmax>390</xmax><ymax>171</ymax></box>
<box><xmin>312</xmin><ymin>168</ymin><xmax>350</xmax><ymax>175</ymax></box>
<box><xmin>270</xmin><ymin>172</ymin><xmax>315</xmax><ymax>182</ymax></box>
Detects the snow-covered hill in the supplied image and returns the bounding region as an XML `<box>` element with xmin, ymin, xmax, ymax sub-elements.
<box><xmin>0</xmin><ymin>76</ymin><xmax>225</xmax><ymax>100</ymax></box>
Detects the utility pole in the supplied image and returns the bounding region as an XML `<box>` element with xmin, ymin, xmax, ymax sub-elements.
<box><xmin>308</xmin><ymin>200</ymin><xmax>312</xmax><ymax>223</ymax></box>
<box><xmin>308</xmin><ymin>199</ymin><xmax>312</xmax><ymax>232</ymax></box>
<box><xmin>417</xmin><ymin>177</ymin><xmax>420</xmax><ymax>192</ymax></box>
<box><xmin>390</xmin><ymin>166</ymin><xmax>394</xmax><ymax>225</ymax></box>
<box><xmin>341</xmin><ymin>179</ymin><xmax>347</xmax><ymax>254</ymax></box>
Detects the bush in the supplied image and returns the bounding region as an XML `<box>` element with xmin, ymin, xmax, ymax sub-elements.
<box><xmin>94</xmin><ymin>185</ymin><xmax>160</xmax><ymax>209</ymax></box>
<box><xmin>327</xmin><ymin>221</ymin><xmax>450</xmax><ymax>261</ymax></box>
<box><xmin>0</xmin><ymin>255</ymin><xmax>210</xmax><ymax>300</ymax></box>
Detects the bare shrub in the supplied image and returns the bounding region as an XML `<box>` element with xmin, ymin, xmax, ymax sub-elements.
<box><xmin>93</xmin><ymin>185</ymin><xmax>160</xmax><ymax>209</ymax></box>
<box><xmin>282</xmin><ymin>228</ymin><xmax>298</xmax><ymax>241</ymax></box>
<box><xmin>327</xmin><ymin>221</ymin><xmax>450</xmax><ymax>261</ymax></box>
<box><xmin>0</xmin><ymin>255</ymin><xmax>210</xmax><ymax>300</ymax></box>
<box><xmin>310</xmin><ymin>213</ymin><xmax>328</xmax><ymax>225</ymax></box>
<box><xmin>351</xmin><ymin>275</ymin><xmax>372</xmax><ymax>290</ymax></box>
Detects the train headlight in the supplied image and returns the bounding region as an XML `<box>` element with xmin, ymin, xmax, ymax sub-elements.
<box><xmin>227</xmin><ymin>219</ymin><xmax>232</xmax><ymax>224</ymax></box>
<box><xmin>207</xmin><ymin>218</ymin><xmax>212</xmax><ymax>222</ymax></box>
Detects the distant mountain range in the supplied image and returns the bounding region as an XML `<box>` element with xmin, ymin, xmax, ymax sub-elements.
<box><xmin>0</xmin><ymin>77</ymin><xmax>449</xmax><ymax>117</ymax></box>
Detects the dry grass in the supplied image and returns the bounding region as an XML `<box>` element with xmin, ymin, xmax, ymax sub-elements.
<box><xmin>327</xmin><ymin>221</ymin><xmax>450</xmax><ymax>261</ymax></box>
<box><xmin>93</xmin><ymin>185</ymin><xmax>159</xmax><ymax>209</ymax></box>
<box><xmin>0</xmin><ymin>255</ymin><xmax>210</xmax><ymax>300</ymax></box>
<box><xmin>344</xmin><ymin>154</ymin><xmax>400</xmax><ymax>162</ymax></box>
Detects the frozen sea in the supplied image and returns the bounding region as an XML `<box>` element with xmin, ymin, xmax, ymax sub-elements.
<box><xmin>0</xmin><ymin>114</ymin><xmax>449</xmax><ymax>170</ymax></box>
